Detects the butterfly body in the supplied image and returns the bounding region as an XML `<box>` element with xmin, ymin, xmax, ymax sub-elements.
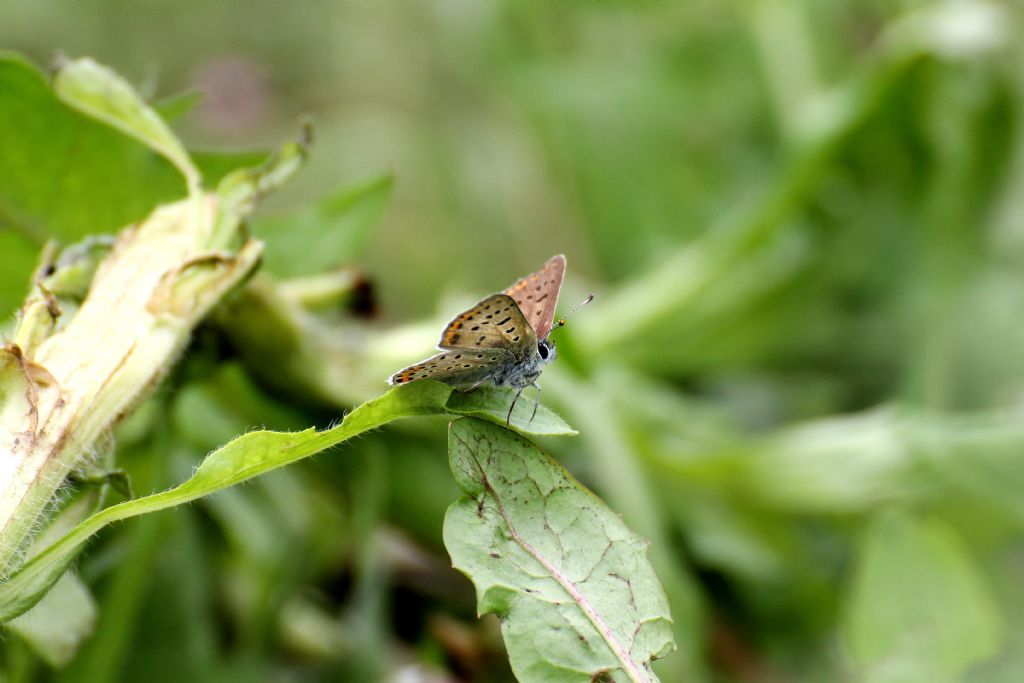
<box><xmin>391</xmin><ymin>338</ymin><xmax>555</xmax><ymax>391</ymax></box>
<box><xmin>389</xmin><ymin>255</ymin><xmax>567</xmax><ymax>422</ymax></box>
<box><xmin>488</xmin><ymin>338</ymin><xmax>556</xmax><ymax>389</ymax></box>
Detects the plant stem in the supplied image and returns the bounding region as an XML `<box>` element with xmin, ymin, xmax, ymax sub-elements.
<box><xmin>0</xmin><ymin>197</ymin><xmax>262</xmax><ymax>578</ymax></box>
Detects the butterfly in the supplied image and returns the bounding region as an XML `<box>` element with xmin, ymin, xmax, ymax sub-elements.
<box><xmin>389</xmin><ymin>254</ymin><xmax>574</xmax><ymax>424</ymax></box>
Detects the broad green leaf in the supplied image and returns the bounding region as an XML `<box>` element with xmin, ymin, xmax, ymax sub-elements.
<box><xmin>255</xmin><ymin>173</ymin><xmax>394</xmax><ymax>277</ymax></box>
<box><xmin>549</xmin><ymin>370</ymin><xmax>704</xmax><ymax>683</ymax></box>
<box><xmin>444</xmin><ymin>418</ymin><xmax>674</xmax><ymax>683</ymax></box>
<box><xmin>843</xmin><ymin>510</ymin><xmax>1001</xmax><ymax>682</ymax></box>
<box><xmin>0</xmin><ymin>54</ymin><xmax>276</xmax><ymax>321</ymax></box>
<box><xmin>52</xmin><ymin>57</ymin><xmax>199</xmax><ymax>191</ymax></box>
<box><xmin>0</xmin><ymin>381</ymin><xmax>571</xmax><ymax>623</ymax></box>
<box><xmin>0</xmin><ymin>382</ymin><xmax>448</xmax><ymax>622</ymax></box>
<box><xmin>446</xmin><ymin>385</ymin><xmax>577</xmax><ymax>436</ymax></box>
<box><xmin>0</xmin><ymin>53</ymin><xmax>185</xmax><ymax>256</ymax></box>
<box><xmin>442</xmin><ymin>380</ymin><xmax>575</xmax><ymax>438</ymax></box>
<box><xmin>743</xmin><ymin>409</ymin><xmax>912</xmax><ymax>512</ymax></box>
<box><xmin>0</xmin><ymin>231</ymin><xmax>37</xmax><ymax>321</ymax></box>
<box><xmin>909</xmin><ymin>414</ymin><xmax>1024</xmax><ymax>526</ymax></box>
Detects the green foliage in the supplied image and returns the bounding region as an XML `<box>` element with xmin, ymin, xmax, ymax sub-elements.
<box><xmin>0</xmin><ymin>53</ymin><xmax>187</xmax><ymax>316</ymax></box>
<box><xmin>445</xmin><ymin>419</ymin><xmax>673</xmax><ymax>682</ymax></box>
<box><xmin>2</xmin><ymin>0</ymin><xmax>1024</xmax><ymax>681</ymax></box>
<box><xmin>844</xmin><ymin>511</ymin><xmax>1000</xmax><ymax>682</ymax></box>
<box><xmin>52</xmin><ymin>56</ymin><xmax>200</xmax><ymax>191</ymax></box>
<box><xmin>0</xmin><ymin>381</ymin><xmax>579</xmax><ymax>623</ymax></box>
<box><xmin>445</xmin><ymin>386</ymin><xmax>577</xmax><ymax>437</ymax></box>
<box><xmin>7</xmin><ymin>574</ymin><xmax>95</xmax><ymax>668</ymax></box>
<box><xmin>256</xmin><ymin>173</ymin><xmax>394</xmax><ymax>277</ymax></box>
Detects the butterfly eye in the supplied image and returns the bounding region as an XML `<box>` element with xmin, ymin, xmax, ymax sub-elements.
<box><xmin>538</xmin><ymin>340</ymin><xmax>555</xmax><ymax>360</ymax></box>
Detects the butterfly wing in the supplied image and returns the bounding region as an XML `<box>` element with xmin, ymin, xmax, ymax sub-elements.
<box><xmin>504</xmin><ymin>254</ymin><xmax>565</xmax><ymax>340</ymax></box>
<box><xmin>388</xmin><ymin>349</ymin><xmax>508</xmax><ymax>388</ymax></box>
<box><xmin>438</xmin><ymin>294</ymin><xmax>536</xmax><ymax>356</ymax></box>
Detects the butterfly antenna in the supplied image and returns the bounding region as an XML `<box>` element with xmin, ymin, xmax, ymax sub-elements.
<box><xmin>552</xmin><ymin>294</ymin><xmax>594</xmax><ymax>331</ymax></box>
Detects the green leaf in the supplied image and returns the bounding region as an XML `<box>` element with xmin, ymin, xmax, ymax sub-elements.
<box><xmin>68</xmin><ymin>467</ymin><xmax>133</xmax><ymax>500</ymax></box>
<box><xmin>443</xmin><ymin>418</ymin><xmax>674</xmax><ymax>683</ymax></box>
<box><xmin>445</xmin><ymin>385</ymin><xmax>577</xmax><ymax>436</ymax></box>
<box><xmin>3</xmin><ymin>488</ymin><xmax>104</xmax><ymax>666</ymax></box>
<box><xmin>0</xmin><ymin>230</ymin><xmax>37</xmax><ymax>319</ymax></box>
<box><xmin>0</xmin><ymin>381</ymin><xmax>572</xmax><ymax>623</ymax></box>
<box><xmin>52</xmin><ymin>56</ymin><xmax>199</xmax><ymax>191</ymax></box>
<box><xmin>0</xmin><ymin>54</ymin><xmax>276</xmax><ymax>321</ymax></box>
<box><xmin>6</xmin><ymin>572</ymin><xmax>96</xmax><ymax>667</ymax></box>
<box><xmin>211</xmin><ymin>126</ymin><xmax>310</xmax><ymax>250</ymax></box>
<box><xmin>0</xmin><ymin>53</ymin><xmax>186</xmax><ymax>252</ymax></box>
<box><xmin>843</xmin><ymin>510</ymin><xmax>1002</xmax><ymax>682</ymax></box>
<box><xmin>193</xmin><ymin>149</ymin><xmax>272</xmax><ymax>187</ymax></box>
<box><xmin>153</xmin><ymin>90</ymin><xmax>203</xmax><ymax>122</ymax></box>
<box><xmin>255</xmin><ymin>173</ymin><xmax>394</xmax><ymax>277</ymax></box>
<box><xmin>0</xmin><ymin>382</ymin><xmax>452</xmax><ymax>623</ymax></box>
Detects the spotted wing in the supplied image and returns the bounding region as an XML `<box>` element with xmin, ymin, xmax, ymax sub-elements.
<box><xmin>504</xmin><ymin>254</ymin><xmax>565</xmax><ymax>340</ymax></box>
<box><xmin>438</xmin><ymin>294</ymin><xmax>535</xmax><ymax>355</ymax></box>
<box><xmin>388</xmin><ymin>349</ymin><xmax>507</xmax><ymax>388</ymax></box>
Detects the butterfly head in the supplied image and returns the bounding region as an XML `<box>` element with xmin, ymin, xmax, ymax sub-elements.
<box><xmin>537</xmin><ymin>338</ymin><xmax>557</xmax><ymax>364</ymax></box>
<box><xmin>536</xmin><ymin>294</ymin><xmax>593</xmax><ymax>364</ymax></box>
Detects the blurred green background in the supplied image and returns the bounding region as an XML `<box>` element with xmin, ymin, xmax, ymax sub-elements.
<box><xmin>3</xmin><ymin>0</ymin><xmax>1024</xmax><ymax>681</ymax></box>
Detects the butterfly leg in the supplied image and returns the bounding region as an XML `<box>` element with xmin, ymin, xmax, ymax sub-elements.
<box><xmin>506</xmin><ymin>386</ymin><xmax>526</xmax><ymax>427</ymax></box>
<box><xmin>529</xmin><ymin>381</ymin><xmax>542</xmax><ymax>423</ymax></box>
